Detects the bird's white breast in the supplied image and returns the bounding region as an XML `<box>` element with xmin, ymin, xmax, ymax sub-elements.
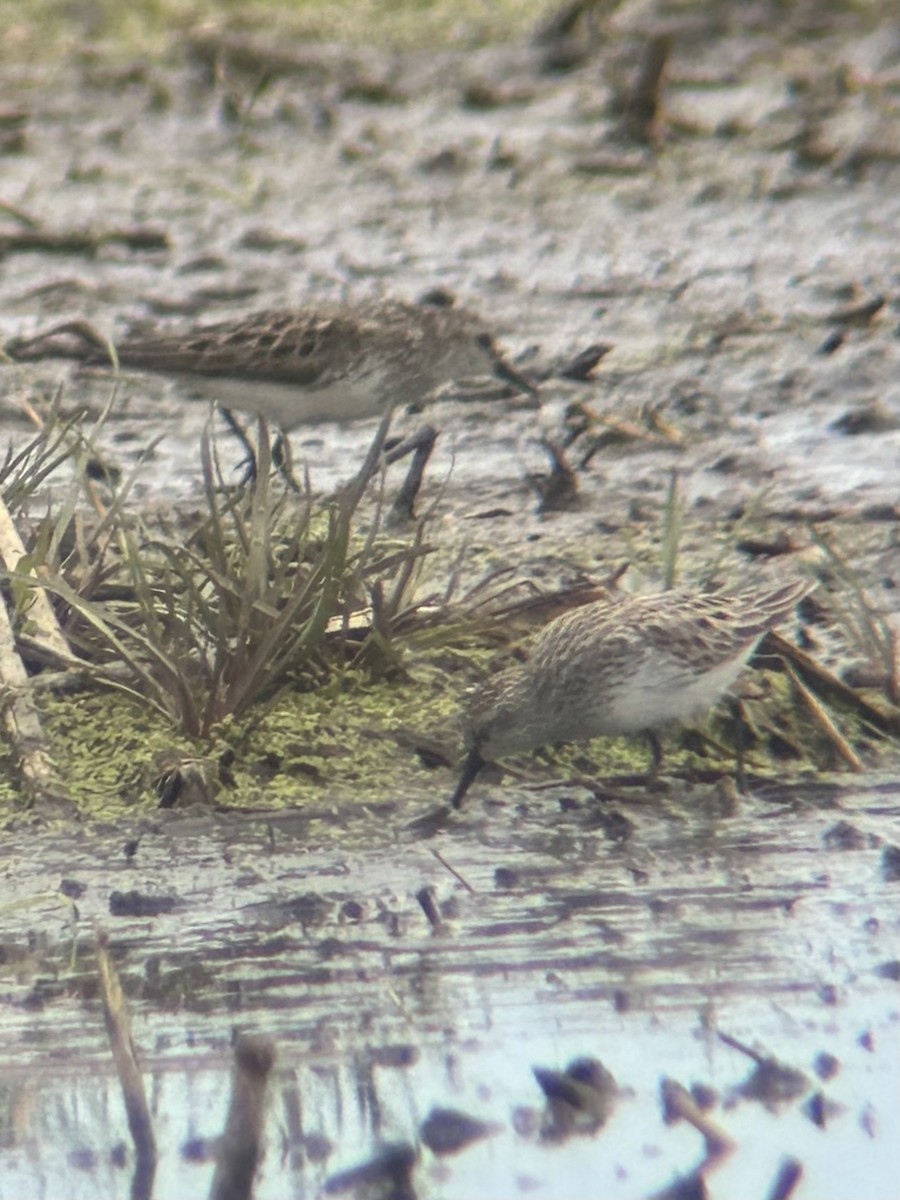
<box><xmin>172</xmin><ymin>370</ymin><xmax>390</xmax><ymax>428</ymax></box>
<box><xmin>593</xmin><ymin>649</ymin><xmax>753</xmax><ymax>736</ymax></box>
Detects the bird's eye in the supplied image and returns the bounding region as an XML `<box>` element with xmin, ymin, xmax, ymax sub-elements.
<box><xmin>475</xmin><ymin>332</ymin><xmax>493</xmax><ymax>350</ymax></box>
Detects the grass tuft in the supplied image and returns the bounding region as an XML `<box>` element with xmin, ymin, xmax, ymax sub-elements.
<box><xmin>4</xmin><ymin>409</ymin><xmax>434</xmax><ymax>740</ymax></box>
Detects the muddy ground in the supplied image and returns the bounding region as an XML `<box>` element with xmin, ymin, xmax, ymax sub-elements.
<box><xmin>1</xmin><ymin>2</ymin><xmax>899</xmax><ymax>1198</ymax></box>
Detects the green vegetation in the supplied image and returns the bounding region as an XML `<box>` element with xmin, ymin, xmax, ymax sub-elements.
<box><xmin>0</xmin><ymin>388</ymin><xmax>895</xmax><ymax>818</ymax></box>
<box><xmin>0</xmin><ymin>402</ymin><xmax>535</xmax><ymax>813</ymax></box>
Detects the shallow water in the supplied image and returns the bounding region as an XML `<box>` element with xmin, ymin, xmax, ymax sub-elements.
<box><xmin>2</xmin><ymin>774</ymin><xmax>899</xmax><ymax>1198</ymax></box>
<box><xmin>2</xmin><ymin>4</ymin><xmax>900</xmax><ymax>1196</ymax></box>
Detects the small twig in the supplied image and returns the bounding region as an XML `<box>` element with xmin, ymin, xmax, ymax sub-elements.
<box><xmin>717</xmin><ymin>1029</ymin><xmax>766</xmax><ymax>1063</ymax></box>
<box><xmin>620</xmin><ymin>34</ymin><xmax>671</xmax><ymax>145</ymax></box>
<box><xmin>430</xmin><ymin>848</ymin><xmax>477</xmax><ymax>895</ymax></box>
<box><xmin>0</xmin><ymin>224</ymin><xmax>169</xmax><ymax>260</ymax></box>
<box><xmin>0</xmin><ymin>568</ymin><xmax>71</xmax><ymax>809</ymax></box>
<box><xmin>643</xmin><ymin>401</ymin><xmax>684</xmax><ymax>444</ymax></box>
<box><xmin>209</xmin><ymin>1034</ymin><xmax>276</xmax><ymax>1200</ymax></box>
<box><xmin>416</xmin><ymin>885</ymin><xmax>446</xmax><ymax>933</ymax></box>
<box><xmin>660</xmin><ymin>1077</ymin><xmax>734</xmax><ymax>1166</ymax></box>
<box><xmin>762</xmin><ymin>629</ymin><xmax>900</xmax><ymax>736</ymax></box>
<box><xmin>785</xmin><ymin>663</ymin><xmax>863</xmax><ymax>771</ymax></box>
<box><xmin>823</xmin><ymin>294</ymin><xmax>885</xmax><ymax>327</ymax></box>
<box><xmin>0</xmin><ymin>198</ymin><xmax>41</xmax><ymax>227</ymax></box>
<box><xmin>889</xmin><ymin>623</ymin><xmax>900</xmax><ymax>706</ymax></box>
<box><xmin>96</xmin><ymin>930</ymin><xmax>157</xmax><ymax>1199</ymax></box>
<box><xmin>0</xmin><ymin>494</ymin><xmax>72</xmax><ymax>662</ymax></box>
<box><xmin>767</xmin><ymin>1157</ymin><xmax>805</xmax><ymax>1200</ymax></box>
<box><xmin>577</xmin><ymin>408</ymin><xmax>683</xmax><ymax>466</ymax></box>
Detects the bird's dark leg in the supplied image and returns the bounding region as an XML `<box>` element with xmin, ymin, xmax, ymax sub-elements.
<box><xmin>220</xmin><ymin>407</ymin><xmax>258</xmax><ymax>484</ymax></box>
<box><xmin>646</xmin><ymin>730</ymin><xmax>663</xmax><ymax>780</ymax></box>
<box><xmin>450</xmin><ymin>746</ymin><xmax>486</xmax><ymax>809</ymax></box>
<box><xmin>385</xmin><ymin>425</ymin><xmax>438</xmax><ymax>523</ymax></box>
<box><xmin>220</xmin><ymin>409</ymin><xmax>300</xmax><ymax>490</ymax></box>
<box><xmin>271</xmin><ymin>431</ymin><xmax>301</xmax><ymax>492</ymax></box>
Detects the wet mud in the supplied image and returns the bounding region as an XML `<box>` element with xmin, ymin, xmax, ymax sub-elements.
<box><xmin>1</xmin><ymin>3</ymin><xmax>899</xmax><ymax>1197</ymax></box>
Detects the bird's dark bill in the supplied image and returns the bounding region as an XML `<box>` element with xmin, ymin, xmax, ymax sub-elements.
<box><xmin>493</xmin><ymin>355</ymin><xmax>537</xmax><ymax>396</ymax></box>
<box><xmin>450</xmin><ymin>747</ymin><xmax>486</xmax><ymax>809</ymax></box>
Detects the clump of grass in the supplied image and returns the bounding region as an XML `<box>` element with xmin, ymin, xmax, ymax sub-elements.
<box><xmin>4</xmin><ymin>390</ymin><xmax>893</xmax><ymax>812</ymax></box>
<box><xmin>4</xmin><ymin>407</ymin><xmax>438</xmax><ymax>740</ymax></box>
<box><xmin>1</xmin><ymin>391</ymin><xmax>583</xmax><ymax>803</ymax></box>
<box><xmin>0</xmin><ymin>389</ymin><xmax>101</xmax><ymax>511</ymax></box>
<box><xmin>809</xmin><ymin>527</ymin><xmax>900</xmax><ymax>708</ymax></box>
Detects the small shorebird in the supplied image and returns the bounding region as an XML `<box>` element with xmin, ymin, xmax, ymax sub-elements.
<box><xmin>450</xmin><ymin>578</ymin><xmax>815</xmax><ymax>808</ymax></box>
<box><xmin>5</xmin><ymin>299</ymin><xmax>533</xmax><ymax>428</ymax></box>
<box><xmin>5</xmin><ymin>299</ymin><xmax>535</xmax><ymax>511</ymax></box>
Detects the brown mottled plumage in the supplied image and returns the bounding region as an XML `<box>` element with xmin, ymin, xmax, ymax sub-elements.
<box><xmin>6</xmin><ymin>300</ymin><xmax>533</xmax><ymax>427</ymax></box>
<box><xmin>451</xmin><ymin>578</ymin><xmax>815</xmax><ymax>807</ymax></box>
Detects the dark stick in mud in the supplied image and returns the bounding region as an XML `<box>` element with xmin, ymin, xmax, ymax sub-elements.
<box><xmin>96</xmin><ymin>930</ymin><xmax>157</xmax><ymax>1200</ymax></box>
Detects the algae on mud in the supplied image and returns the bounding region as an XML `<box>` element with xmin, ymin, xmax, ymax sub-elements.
<box><xmin>0</xmin><ymin>403</ymin><xmax>895</xmax><ymax>819</ymax></box>
<box><xmin>11</xmin><ymin>559</ymin><xmax>898</xmax><ymax>821</ymax></box>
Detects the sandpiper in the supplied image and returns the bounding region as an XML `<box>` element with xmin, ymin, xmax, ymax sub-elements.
<box><xmin>450</xmin><ymin>577</ymin><xmax>815</xmax><ymax>807</ymax></box>
<box><xmin>5</xmin><ymin>299</ymin><xmax>533</xmax><ymax>429</ymax></box>
<box><xmin>6</xmin><ymin>299</ymin><xmax>534</xmax><ymax>513</ymax></box>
